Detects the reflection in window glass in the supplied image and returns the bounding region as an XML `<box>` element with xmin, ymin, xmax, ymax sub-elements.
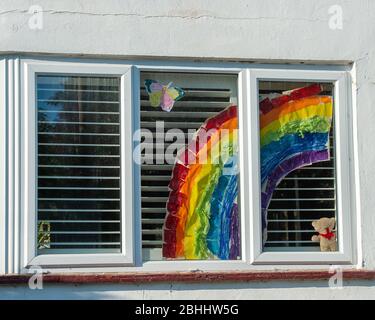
<box><xmin>37</xmin><ymin>75</ymin><xmax>121</xmax><ymax>254</ymax></box>
<box><xmin>259</xmin><ymin>81</ymin><xmax>337</xmax><ymax>252</ymax></box>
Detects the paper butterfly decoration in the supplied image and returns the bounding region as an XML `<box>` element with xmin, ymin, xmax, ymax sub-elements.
<box><xmin>144</xmin><ymin>79</ymin><xmax>185</xmax><ymax>112</ymax></box>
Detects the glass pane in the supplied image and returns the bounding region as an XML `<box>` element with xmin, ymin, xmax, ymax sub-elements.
<box><xmin>258</xmin><ymin>81</ymin><xmax>337</xmax><ymax>252</ymax></box>
<box><xmin>37</xmin><ymin>75</ymin><xmax>121</xmax><ymax>254</ymax></box>
<box><xmin>139</xmin><ymin>72</ymin><xmax>241</xmax><ymax>261</ymax></box>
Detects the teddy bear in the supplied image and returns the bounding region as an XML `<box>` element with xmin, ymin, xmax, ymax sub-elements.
<box><xmin>311</xmin><ymin>217</ymin><xmax>337</xmax><ymax>252</ymax></box>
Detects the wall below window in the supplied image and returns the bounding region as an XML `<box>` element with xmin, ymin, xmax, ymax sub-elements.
<box><xmin>1</xmin><ymin>281</ymin><xmax>375</xmax><ymax>300</ymax></box>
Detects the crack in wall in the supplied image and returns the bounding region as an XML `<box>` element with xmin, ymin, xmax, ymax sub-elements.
<box><xmin>0</xmin><ymin>8</ymin><xmax>327</xmax><ymax>23</ymax></box>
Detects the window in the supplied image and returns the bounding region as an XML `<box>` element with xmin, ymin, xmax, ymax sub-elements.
<box><xmin>37</xmin><ymin>75</ymin><xmax>122</xmax><ymax>254</ymax></box>
<box><xmin>259</xmin><ymin>81</ymin><xmax>336</xmax><ymax>251</ymax></box>
<box><xmin>21</xmin><ymin>61</ymin><xmax>135</xmax><ymax>267</ymax></box>
<box><xmin>5</xmin><ymin>59</ymin><xmax>355</xmax><ymax>272</ymax></box>
<box><xmin>247</xmin><ymin>68</ymin><xmax>354</xmax><ymax>264</ymax></box>
<box><xmin>139</xmin><ymin>72</ymin><xmax>240</xmax><ymax>261</ymax></box>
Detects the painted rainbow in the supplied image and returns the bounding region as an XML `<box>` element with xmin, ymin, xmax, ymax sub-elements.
<box><xmin>162</xmin><ymin>83</ymin><xmax>333</xmax><ymax>259</ymax></box>
<box><xmin>260</xmin><ymin>84</ymin><xmax>333</xmax><ymax>242</ymax></box>
<box><xmin>162</xmin><ymin>105</ymin><xmax>240</xmax><ymax>260</ymax></box>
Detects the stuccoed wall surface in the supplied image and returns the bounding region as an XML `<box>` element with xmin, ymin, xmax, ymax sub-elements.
<box><xmin>0</xmin><ymin>0</ymin><xmax>375</xmax><ymax>299</ymax></box>
<box><xmin>0</xmin><ymin>0</ymin><xmax>374</xmax><ymax>62</ymax></box>
<box><xmin>1</xmin><ymin>281</ymin><xmax>375</xmax><ymax>300</ymax></box>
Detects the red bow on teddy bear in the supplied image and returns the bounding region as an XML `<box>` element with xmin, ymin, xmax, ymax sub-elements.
<box><xmin>319</xmin><ymin>227</ymin><xmax>335</xmax><ymax>240</ymax></box>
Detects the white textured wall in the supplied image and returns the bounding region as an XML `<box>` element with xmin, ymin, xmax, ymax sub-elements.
<box><xmin>0</xmin><ymin>0</ymin><xmax>374</xmax><ymax>62</ymax></box>
<box><xmin>1</xmin><ymin>0</ymin><xmax>375</xmax><ymax>299</ymax></box>
<box><xmin>0</xmin><ymin>280</ymin><xmax>375</xmax><ymax>300</ymax></box>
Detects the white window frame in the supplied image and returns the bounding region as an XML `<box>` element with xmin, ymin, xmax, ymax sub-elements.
<box><xmin>0</xmin><ymin>58</ymin><xmax>6</xmax><ymax>274</ymax></box>
<box><xmin>0</xmin><ymin>57</ymin><xmax>356</xmax><ymax>273</ymax></box>
<box><xmin>20</xmin><ymin>60</ymin><xmax>136</xmax><ymax>268</ymax></box>
<box><xmin>246</xmin><ymin>68</ymin><xmax>355</xmax><ymax>265</ymax></box>
<box><xmin>135</xmin><ymin>65</ymin><xmax>252</xmax><ymax>271</ymax></box>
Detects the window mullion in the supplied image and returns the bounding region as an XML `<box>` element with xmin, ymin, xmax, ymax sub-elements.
<box><xmin>0</xmin><ymin>58</ymin><xmax>7</xmax><ymax>274</ymax></box>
